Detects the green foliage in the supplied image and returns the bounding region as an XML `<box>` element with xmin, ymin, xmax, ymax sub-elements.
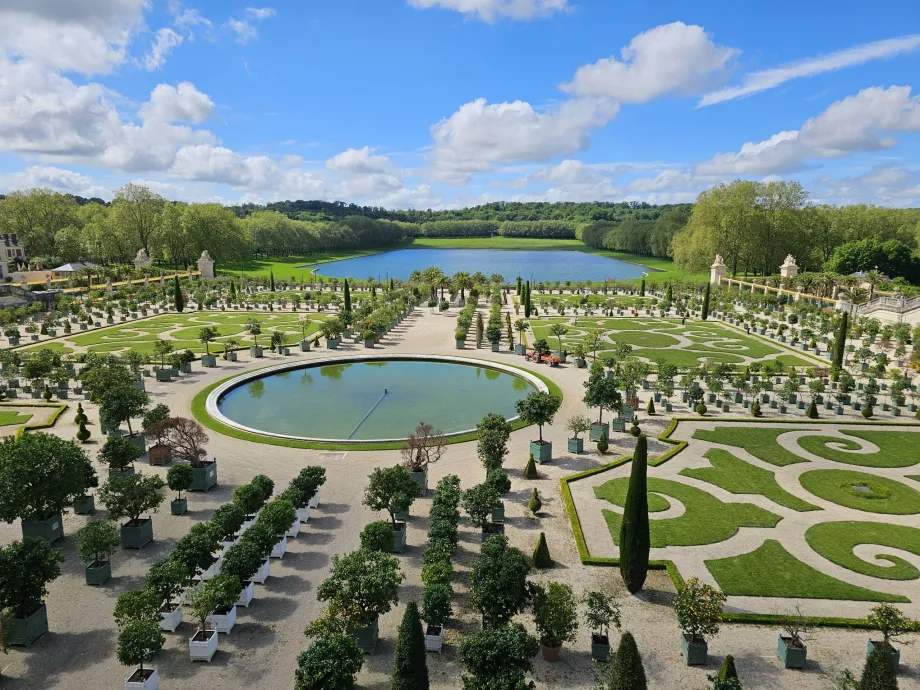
<box><xmin>296</xmin><ymin>629</ymin><xmax>364</xmax><ymax>690</ymax></box>
<box><xmin>76</xmin><ymin>519</ymin><xmax>120</xmax><ymax>564</ymax></box>
<box><xmin>718</xmin><ymin>654</ymin><xmax>739</xmax><ymax>680</ymax></box>
<box><xmin>597</xmin><ymin>431</ymin><xmax>609</xmax><ymax>454</ymax></box>
<box><xmin>421</xmin><ymin>583</ymin><xmax>452</xmax><ymax>625</ymax></box>
<box><xmin>220</xmin><ymin>541</ymin><xmax>264</xmax><ymax>583</ymax></box>
<box><xmin>675</xmin><ymin>577</ymin><xmax>726</xmax><ymax>643</ymax></box>
<box><xmin>833</xmin><ymin>311</ymin><xmax>848</xmax><ymax>372</ymax></box>
<box><xmin>0</xmin><ymin>432</ymin><xmax>90</xmax><ymax>522</ymax></box>
<box><xmin>0</xmin><ymin>538</ymin><xmax>64</xmax><ymax>617</ymax></box>
<box><xmin>607</xmin><ymin>631</ymin><xmax>647</xmax><ymax>690</ymax></box>
<box><xmin>116</xmin><ymin>619</ymin><xmax>164</xmax><ymax>670</ymax></box>
<box><xmin>232</xmin><ymin>482</ymin><xmax>267</xmax><ymax>515</ymax></box>
<box><xmin>532</xmin><ymin>581</ymin><xmax>578</xmax><ymax>647</ymax></box>
<box><xmin>583</xmin><ymin>590</ymin><xmax>621</xmax><ymax>638</ymax></box>
<box><xmin>646</xmin><ymin>397</ymin><xmax>656</xmax><ymax>414</ymax></box>
<box><xmin>515</xmin><ymin>391</ymin><xmax>561</xmax><ymax>442</ymax></box>
<box><xmin>74</xmin><ymin>403</ymin><xmax>88</xmax><ymax>425</ymax></box>
<box><xmin>477</xmin><ymin>428</ymin><xmax>509</xmax><ymax>473</ymax></box>
<box><xmin>98</xmin><ymin>433</ymin><xmax>142</xmax><ymax>472</ymax></box>
<box><xmin>98</xmin><ymin>473</ymin><xmax>165</xmax><ymax>523</ymax></box>
<box><xmin>113</xmin><ymin>588</ymin><xmax>160</xmax><ymax>629</ymax></box>
<box><xmin>99</xmin><ymin>384</ymin><xmax>149</xmax><ymax>436</ymax></box>
<box><xmin>859</xmin><ymin>643</ymin><xmax>899</xmax><ymax>690</ymax></box>
<box><xmin>392</xmin><ymin>601</ymin><xmax>429</xmax><ymax>690</ymax></box>
<box><xmin>470</xmin><ymin>535</ymin><xmax>531</xmax><ymax>628</ymax></box>
<box><xmin>145</xmin><ymin>557</ymin><xmax>187</xmax><ymax>608</ymax></box>
<box><xmin>619</xmin><ymin>435</ymin><xmax>650</xmax><ymax>594</ymax></box>
<box><xmin>533</xmin><ymin>532</ymin><xmax>552</xmax><ymax>568</ymax></box>
<box><xmin>210</xmin><ymin>503</ymin><xmax>246</xmax><ymax>541</ymax></box>
<box><xmin>523</xmin><ymin>453</ymin><xmax>538</xmax><ymax>479</ymax></box>
<box><xmin>458</xmin><ymin>623</ymin><xmax>539</xmax><ymax>690</ymax></box>
<box><xmin>867</xmin><ymin>604</ymin><xmax>915</xmax><ymax>646</ymax></box>
<box><xmin>528</xmin><ymin>487</ymin><xmax>542</xmax><ymax>516</ymax></box>
<box><xmin>360</xmin><ymin>520</ymin><xmax>394</xmax><ymax>553</ymax></box>
<box><xmin>485</xmin><ymin>468</ymin><xmax>511</xmax><ymax>495</ymax></box>
<box><xmin>76</xmin><ymin>418</ymin><xmax>91</xmax><ymax>443</ymax></box>
<box><xmin>462</xmin><ymin>483</ymin><xmax>501</xmax><ymax>529</ymax></box>
<box><xmin>187</xmin><ymin>573</ymin><xmax>241</xmax><ymax>632</ymax></box>
<box><xmin>173</xmin><ymin>275</ymin><xmax>184</xmax><ymax>313</ymax></box>
<box><xmin>316</xmin><ymin>548</ymin><xmax>404</xmax><ymax>627</ymax></box>
<box><xmin>807</xmin><ymin>399</ymin><xmax>819</xmax><ymax>418</ymax></box>
<box><xmin>364</xmin><ymin>465</ymin><xmax>423</xmax><ymax>524</ymax></box>
<box><xmin>166</xmin><ymin>463</ymin><xmax>193</xmax><ymax>499</ymax></box>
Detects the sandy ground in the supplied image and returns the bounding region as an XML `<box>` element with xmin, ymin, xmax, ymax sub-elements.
<box><xmin>1</xmin><ymin>306</ymin><xmax>917</xmax><ymax>690</ymax></box>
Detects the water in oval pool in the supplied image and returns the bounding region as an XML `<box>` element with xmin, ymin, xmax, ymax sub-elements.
<box><xmin>217</xmin><ymin>360</ymin><xmax>536</xmax><ymax>440</ymax></box>
<box><xmin>306</xmin><ymin>248</ymin><xmax>648</xmax><ymax>283</ymax></box>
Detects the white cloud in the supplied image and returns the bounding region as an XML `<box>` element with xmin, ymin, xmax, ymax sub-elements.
<box><xmin>0</xmin><ymin>0</ymin><xmax>149</xmax><ymax>75</ymax></box>
<box><xmin>816</xmin><ymin>165</ymin><xmax>920</xmax><ymax>207</ymax></box>
<box><xmin>407</xmin><ymin>0</ymin><xmax>568</xmax><ymax>22</ymax></box>
<box><xmin>326</xmin><ymin>147</ymin><xmax>393</xmax><ymax>174</ymax></box>
<box><xmin>627</xmin><ymin>169</ymin><xmax>701</xmax><ymax>193</ymax></box>
<box><xmin>429</xmin><ymin>97</ymin><xmax>619</xmax><ymax>183</ymax></box>
<box><xmin>142</xmin><ymin>28</ymin><xmax>184</xmax><ymax>70</ymax></box>
<box><xmin>172</xmin><ymin>7</ymin><xmax>213</xmax><ymax>30</ymax></box>
<box><xmin>0</xmin><ymin>165</ymin><xmax>108</xmax><ymax>198</ymax></box>
<box><xmin>227</xmin><ymin>7</ymin><xmax>276</xmax><ymax>44</ymax></box>
<box><xmin>699</xmin><ymin>33</ymin><xmax>920</xmax><ymax>107</ymax></box>
<box><xmin>561</xmin><ymin>22</ymin><xmax>738</xmax><ymax>103</ymax></box>
<box><xmin>696</xmin><ymin>86</ymin><xmax>920</xmax><ymax>176</ymax></box>
<box><xmin>139</xmin><ymin>82</ymin><xmax>214</xmax><ymax>123</ymax></box>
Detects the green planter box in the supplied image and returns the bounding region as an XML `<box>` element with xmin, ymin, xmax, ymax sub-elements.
<box><xmin>589</xmin><ymin>423</ymin><xmax>609</xmax><ymax>442</ymax></box>
<box><xmin>73</xmin><ymin>495</ymin><xmax>95</xmax><ymax>515</ymax></box>
<box><xmin>171</xmin><ymin>498</ymin><xmax>188</xmax><ymax>515</ymax></box>
<box><xmin>125</xmin><ymin>434</ymin><xmax>146</xmax><ymax>454</ymax></box>
<box><xmin>455</xmin><ymin>339</ymin><xmax>465</xmax><ymax>349</ymax></box>
<box><xmin>364</xmin><ymin>339</ymin><xmax>375</xmax><ymax>348</ymax></box>
<box><xmin>85</xmin><ymin>560</ymin><xmax>112</xmax><ymax>586</ymax></box>
<box><xmin>300</xmin><ymin>340</ymin><xmax>311</xmax><ymax>352</ymax></box>
<box><xmin>515</xmin><ymin>344</ymin><xmax>525</xmax><ymax>355</ymax></box>
<box><xmin>327</xmin><ymin>338</ymin><xmax>340</xmax><ymax>350</ymax></box>
<box><xmin>392</xmin><ymin>523</ymin><xmax>406</xmax><ymax>553</ymax></box>
<box><xmin>867</xmin><ymin>640</ymin><xmax>900</xmax><ymax>673</ymax></box>
<box><xmin>409</xmin><ymin>468</ymin><xmax>427</xmax><ymax>494</ymax></box>
<box><xmin>179</xmin><ymin>362</ymin><xmax>192</xmax><ymax>374</ymax></box>
<box><xmin>250</xmin><ymin>345</ymin><xmax>264</xmax><ymax>358</ymax></box>
<box><xmin>155</xmin><ymin>369</ymin><xmax>172</xmax><ymax>382</ymax></box>
<box><xmin>530</xmin><ymin>441</ymin><xmax>552</xmax><ymax>464</ymax></box>
<box><xmin>22</xmin><ymin>513</ymin><xmax>64</xmax><ymax>544</ymax></box>
<box><xmin>201</xmin><ymin>354</ymin><xmax>217</xmax><ymax>368</ymax></box>
<box><xmin>681</xmin><ymin>635</ymin><xmax>707</xmax><ymax>666</ymax></box>
<box><xmin>591</xmin><ymin>634</ymin><xmax>611</xmax><ymax>662</ymax></box>
<box><xmin>120</xmin><ymin>518</ymin><xmax>154</xmax><ymax>550</ymax></box>
<box><xmin>567</xmin><ymin>438</ymin><xmax>584</xmax><ymax>454</ymax></box>
<box><xmin>778</xmin><ymin>635</ymin><xmax>807</xmax><ymax>669</ymax></box>
<box><xmin>191</xmin><ymin>461</ymin><xmax>218</xmax><ymax>492</ymax></box>
<box><xmin>5</xmin><ymin>604</ymin><xmax>49</xmax><ymax>646</ymax></box>
<box><xmin>352</xmin><ymin>616</ymin><xmax>379</xmax><ymax>654</ymax></box>
<box><xmin>491</xmin><ymin>503</ymin><xmax>505</xmax><ymax>524</ymax></box>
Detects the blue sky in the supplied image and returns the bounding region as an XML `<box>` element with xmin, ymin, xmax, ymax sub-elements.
<box><xmin>1</xmin><ymin>0</ymin><xmax>919</xmax><ymax>208</ymax></box>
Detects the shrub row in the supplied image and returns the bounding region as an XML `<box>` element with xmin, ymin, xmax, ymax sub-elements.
<box><xmin>421</xmin><ymin>475</ymin><xmax>462</xmax><ymax>628</ymax></box>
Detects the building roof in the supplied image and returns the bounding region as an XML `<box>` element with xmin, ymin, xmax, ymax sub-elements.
<box><xmin>52</xmin><ymin>261</ymin><xmax>98</xmax><ymax>273</ymax></box>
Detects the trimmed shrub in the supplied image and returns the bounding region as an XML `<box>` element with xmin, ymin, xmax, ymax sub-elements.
<box><xmin>523</xmin><ymin>454</ymin><xmax>539</xmax><ymax>479</ymax></box>
<box><xmin>597</xmin><ymin>431</ymin><xmax>609</xmax><ymax>454</ymax></box>
<box><xmin>528</xmin><ymin>488</ymin><xmax>542</xmax><ymax>516</ymax></box>
<box><xmin>360</xmin><ymin>520</ymin><xmax>394</xmax><ymax>553</ymax></box>
<box><xmin>619</xmin><ymin>435</ymin><xmax>650</xmax><ymax>594</ymax></box>
<box><xmin>391</xmin><ymin>601</ymin><xmax>429</xmax><ymax>690</ymax></box>
<box><xmin>533</xmin><ymin>532</ymin><xmax>552</xmax><ymax>568</ymax></box>
<box><xmin>608</xmin><ymin>631</ymin><xmax>646</xmax><ymax>690</ymax></box>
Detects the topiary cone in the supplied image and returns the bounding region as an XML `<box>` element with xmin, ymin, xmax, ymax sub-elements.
<box><xmin>76</xmin><ymin>418</ymin><xmax>91</xmax><ymax>443</ymax></box>
<box><xmin>718</xmin><ymin>654</ymin><xmax>738</xmax><ymax>680</ymax></box>
<box><xmin>528</xmin><ymin>488</ymin><xmax>542</xmax><ymax>516</ymax></box>
<box><xmin>859</xmin><ymin>642</ymin><xmax>898</xmax><ymax>689</ymax></box>
<box><xmin>806</xmin><ymin>399</ymin><xmax>819</xmax><ymax>419</ymax></box>
<box><xmin>751</xmin><ymin>400</ymin><xmax>761</xmax><ymax>417</ymax></box>
<box><xmin>523</xmin><ymin>453</ymin><xmax>539</xmax><ymax>479</ymax></box>
<box><xmin>646</xmin><ymin>398</ymin><xmax>655</xmax><ymax>415</ymax></box>
<box><xmin>533</xmin><ymin>532</ymin><xmax>553</xmax><ymax>568</ymax></box>
<box><xmin>597</xmin><ymin>431</ymin><xmax>609</xmax><ymax>454</ymax></box>
<box><xmin>609</xmin><ymin>631</ymin><xmax>647</xmax><ymax>689</ymax></box>
<box><xmin>619</xmin><ymin>435</ymin><xmax>650</xmax><ymax>594</ymax></box>
<box><xmin>392</xmin><ymin>601</ymin><xmax>429</xmax><ymax>690</ymax></box>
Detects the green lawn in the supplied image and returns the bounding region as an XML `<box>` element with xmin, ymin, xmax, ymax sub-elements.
<box><xmin>706</xmin><ymin>540</ymin><xmax>908</xmax><ymax>602</ymax></box>
<box><xmin>0</xmin><ymin>411</ymin><xmax>32</xmax><ymax>426</ymax></box>
<box><xmin>806</xmin><ymin>521</ymin><xmax>920</xmax><ymax>580</ymax></box>
<box><xmin>799</xmin><ymin>469</ymin><xmax>920</xmax><ymax>514</ymax></box>
<box><xmin>597</xmin><ymin>476</ymin><xmax>781</xmax><ymax>547</ymax></box>
<box><xmin>692</xmin><ymin>427</ymin><xmax>810</xmax><ymax>467</ymax></box>
<box><xmin>680</xmin><ymin>448</ymin><xmax>820</xmax><ymax>512</ymax></box>
<box><xmin>797</xmin><ymin>430</ymin><xmax>920</xmax><ymax>468</ymax></box>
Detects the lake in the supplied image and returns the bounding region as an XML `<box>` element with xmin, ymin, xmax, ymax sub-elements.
<box><xmin>305</xmin><ymin>248</ymin><xmax>649</xmax><ymax>283</ymax></box>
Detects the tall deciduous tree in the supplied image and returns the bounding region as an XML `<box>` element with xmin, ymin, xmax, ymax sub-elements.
<box><xmin>113</xmin><ymin>183</ymin><xmax>164</xmax><ymax>255</ymax></box>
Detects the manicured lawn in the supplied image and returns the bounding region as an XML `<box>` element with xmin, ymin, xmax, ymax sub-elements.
<box><xmin>806</xmin><ymin>521</ymin><xmax>920</xmax><ymax>580</ymax></box>
<box><xmin>797</xmin><ymin>430</ymin><xmax>920</xmax><ymax>468</ymax></box>
<box><xmin>592</xmin><ymin>477</ymin><xmax>672</xmax><ymax>512</ymax></box>
<box><xmin>597</xmin><ymin>476</ymin><xmax>781</xmax><ymax>547</ymax></box>
<box><xmin>680</xmin><ymin>448</ymin><xmax>820</xmax><ymax>512</ymax></box>
<box><xmin>692</xmin><ymin>427</ymin><xmax>810</xmax><ymax>467</ymax></box>
<box><xmin>706</xmin><ymin>540</ymin><xmax>908</xmax><ymax>602</ymax></box>
<box><xmin>630</xmin><ymin>348</ymin><xmax>746</xmax><ymax>367</ymax></box>
<box><xmin>0</xmin><ymin>411</ymin><xmax>32</xmax><ymax>426</ymax></box>
<box><xmin>798</xmin><ymin>469</ymin><xmax>920</xmax><ymax>514</ymax></box>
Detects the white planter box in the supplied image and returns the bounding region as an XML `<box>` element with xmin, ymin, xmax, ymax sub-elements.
<box><xmin>220</xmin><ymin>538</ymin><xmax>237</xmax><ymax>551</ymax></box>
<box><xmin>236</xmin><ymin>581</ymin><xmax>254</xmax><ymax>608</ymax></box>
<box><xmin>159</xmin><ymin>606</ymin><xmax>183</xmax><ymax>632</ymax></box>
<box><xmin>125</xmin><ymin>666</ymin><xmax>158</xmax><ymax>690</ymax></box>
<box><xmin>425</xmin><ymin>625</ymin><xmax>444</xmax><ymax>653</ymax></box>
<box><xmin>286</xmin><ymin>518</ymin><xmax>301</xmax><ymax>538</ymax></box>
<box><xmin>270</xmin><ymin>535</ymin><xmax>287</xmax><ymax>559</ymax></box>
<box><xmin>200</xmin><ymin>557</ymin><xmax>222</xmax><ymax>581</ymax></box>
<box><xmin>308</xmin><ymin>489</ymin><xmax>320</xmax><ymax>509</ymax></box>
<box><xmin>252</xmin><ymin>559</ymin><xmax>270</xmax><ymax>584</ymax></box>
<box><xmin>212</xmin><ymin>605</ymin><xmax>237</xmax><ymax>634</ymax></box>
<box><xmin>189</xmin><ymin>630</ymin><xmax>219</xmax><ymax>662</ymax></box>
<box><xmin>296</xmin><ymin>505</ymin><xmax>311</xmax><ymax>522</ymax></box>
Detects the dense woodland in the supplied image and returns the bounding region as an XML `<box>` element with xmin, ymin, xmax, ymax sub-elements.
<box><xmin>1</xmin><ymin>181</ymin><xmax>920</xmax><ymax>284</ymax></box>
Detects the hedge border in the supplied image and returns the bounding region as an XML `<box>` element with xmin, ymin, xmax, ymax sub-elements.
<box><xmin>560</xmin><ymin>416</ymin><xmax>920</xmax><ymax>627</ymax></box>
<box><xmin>0</xmin><ymin>402</ymin><xmax>69</xmax><ymax>435</ymax></box>
<box><xmin>190</xmin><ymin>359</ymin><xmax>563</xmax><ymax>452</ymax></box>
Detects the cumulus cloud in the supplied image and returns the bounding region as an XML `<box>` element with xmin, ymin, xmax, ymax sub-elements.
<box><xmin>700</xmin><ymin>33</ymin><xmax>920</xmax><ymax>107</ymax></box>
<box><xmin>429</xmin><ymin>97</ymin><xmax>619</xmax><ymax>183</ymax></box>
<box><xmin>139</xmin><ymin>82</ymin><xmax>214</xmax><ymax>123</ymax></box>
<box><xmin>0</xmin><ymin>165</ymin><xmax>109</xmax><ymax>198</ymax></box>
<box><xmin>816</xmin><ymin>165</ymin><xmax>920</xmax><ymax>207</ymax></box>
<box><xmin>142</xmin><ymin>28</ymin><xmax>184</xmax><ymax>70</ymax></box>
<box><xmin>228</xmin><ymin>7</ymin><xmax>276</xmax><ymax>44</ymax></box>
<box><xmin>407</xmin><ymin>0</ymin><xmax>568</xmax><ymax>22</ymax></box>
<box><xmin>326</xmin><ymin>147</ymin><xmax>393</xmax><ymax>174</ymax></box>
<box><xmin>561</xmin><ymin>22</ymin><xmax>738</xmax><ymax>103</ymax></box>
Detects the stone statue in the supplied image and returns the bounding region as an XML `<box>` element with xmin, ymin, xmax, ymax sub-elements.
<box><xmin>782</xmin><ymin>255</ymin><xmax>797</xmax><ymax>267</ymax></box>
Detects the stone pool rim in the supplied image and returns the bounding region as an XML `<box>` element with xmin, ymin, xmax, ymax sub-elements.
<box><xmin>205</xmin><ymin>354</ymin><xmax>549</xmax><ymax>444</ymax></box>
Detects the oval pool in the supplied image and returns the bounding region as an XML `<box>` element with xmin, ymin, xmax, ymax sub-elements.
<box><xmin>207</xmin><ymin>355</ymin><xmax>545</xmax><ymax>443</ymax></box>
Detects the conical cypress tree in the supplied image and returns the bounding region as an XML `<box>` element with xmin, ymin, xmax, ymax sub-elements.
<box><xmin>269</xmin><ymin>270</ymin><xmax>275</xmax><ymax>292</ymax></box>
<box><xmin>392</xmin><ymin>601</ymin><xmax>429</xmax><ymax>690</ymax></box>
<box><xmin>523</xmin><ymin>454</ymin><xmax>539</xmax><ymax>479</ymax></box>
<box><xmin>666</xmin><ymin>282</ymin><xmax>673</xmax><ymax>302</ymax></box>
<box><xmin>646</xmin><ymin>398</ymin><xmax>656</xmax><ymax>415</ymax></box>
<box><xmin>619</xmin><ymin>435</ymin><xmax>650</xmax><ymax>593</ymax></box>
<box><xmin>609</xmin><ymin>631</ymin><xmax>646</xmax><ymax>690</ymax></box>
<box><xmin>701</xmin><ymin>282</ymin><xmax>711</xmax><ymax>321</ymax></box>
<box><xmin>859</xmin><ymin>644</ymin><xmax>898</xmax><ymax>690</ymax></box>
<box><xmin>832</xmin><ymin>311</ymin><xmax>848</xmax><ymax>376</ymax></box>
<box><xmin>524</xmin><ymin>282</ymin><xmax>532</xmax><ymax>318</ymax></box>
<box><xmin>718</xmin><ymin>654</ymin><xmax>738</xmax><ymax>680</ymax></box>
<box><xmin>173</xmin><ymin>275</ymin><xmax>184</xmax><ymax>312</ymax></box>
<box><xmin>639</xmin><ymin>279</ymin><xmax>645</xmax><ymax>297</ymax></box>
<box><xmin>229</xmin><ymin>281</ymin><xmax>237</xmax><ymax>301</ymax></box>
<box><xmin>533</xmin><ymin>532</ymin><xmax>553</xmax><ymax>568</ymax></box>
<box><xmin>343</xmin><ymin>279</ymin><xmax>352</xmax><ymax>312</ymax></box>
<box><xmin>806</xmin><ymin>399</ymin><xmax>819</xmax><ymax>419</ymax></box>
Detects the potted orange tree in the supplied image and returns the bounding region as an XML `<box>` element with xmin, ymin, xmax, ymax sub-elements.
<box><xmin>532</xmin><ymin>581</ymin><xmax>578</xmax><ymax>662</ymax></box>
<box><xmin>675</xmin><ymin>577</ymin><xmax>725</xmax><ymax>666</ymax></box>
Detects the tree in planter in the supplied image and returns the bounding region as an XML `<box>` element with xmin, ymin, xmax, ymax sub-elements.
<box><xmin>458</xmin><ymin>623</ymin><xmax>539</xmax><ymax>690</ymax></box>
<box><xmin>0</xmin><ymin>433</ymin><xmax>89</xmax><ymax>534</ymax></box>
<box><xmin>173</xmin><ymin>522</ymin><xmax>223</xmax><ymax>577</ymax></box>
<box><xmin>76</xmin><ymin>519</ymin><xmax>120</xmax><ymax>572</ymax></box>
<box><xmin>515</xmin><ymin>391</ymin><xmax>561</xmax><ymax>445</ymax></box>
<box><xmin>145</xmin><ymin>556</ymin><xmax>188</xmax><ymax>614</ymax></box>
<box><xmin>220</xmin><ymin>540</ymin><xmax>264</xmax><ymax>585</ymax></box>
<box><xmin>400</xmin><ymin>421</ymin><xmax>446</xmax><ymax>475</ymax></box>
<box><xmin>98</xmin><ymin>474</ymin><xmax>165</xmax><ymax>532</ymax></box>
<box><xmin>462</xmin><ymin>483</ymin><xmax>501</xmax><ymax>530</ymax></box>
<box><xmin>187</xmin><ymin>573</ymin><xmax>241</xmax><ymax>638</ymax></box>
<box><xmin>162</xmin><ymin>417</ymin><xmax>210</xmax><ymax>466</ymax></box>
<box><xmin>392</xmin><ymin>600</ymin><xmax>429</xmax><ymax>690</ymax></box>
<box><xmin>565</xmin><ymin>414</ymin><xmax>591</xmax><ymax>443</ymax></box>
<box><xmin>583</xmin><ymin>362</ymin><xmax>622</xmax><ymax>427</ymax></box>
<box><xmin>619</xmin><ymin>434</ymin><xmax>651</xmax><ymax>594</ymax></box>
<box><xmin>210</xmin><ymin>503</ymin><xmax>246</xmax><ymax>542</ymax></box>
<box><xmin>246</xmin><ymin>319</ymin><xmax>263</xmax><ymax>349</ymax></box>
<box><xmin>532</xmin><ymin>581</ymin><xmax>578</xmax><ymax>655</ymax></box>
<box><xmin>256</xmin><ymin>498</ymin><xmax>296</xmax><ymax>541</ymax></box>
<box><xmin>142</xmin><ymin>404</ymin><xmax>170</xmax><ymax>443</ymax></box>
<box><xmin>316</xmin><ymin>548</ymin><xmax>404</xmax><ymax>630</ymax></box>
<box><xmin>422</xmin><ymin>584</ymin><xmax>453</xmax><ymax>631</ymax></box>
<box><xmin>867</xmin><ymin>603</ymin><xmax>914</xmax><ymax>654</ymax></box>
<box><xmin>198</xmin><ymin>326</ymin><xmax>219</xmax><ymax>357</ymax></box>
<box><xmin>359</xmin><ymin>520</ymin><xmax>394</xmax><ymax>553</ymax></box>
<box><xmin>0</xmin><ymin>538</ymin><xmax>64</xmax><ymax>622</ymax></box>
<box><xmin>98</xmin><ymin>433</ymin><xmax>143</xmax><ymax>473</ymax></box>
<box><xmin>779</xmin><ymin>605</ymin><xmax>812</xmax><ymax>653</ymax></box>
<box><xmin>584</xmin><ymin>590</ymin><xmax>621</xmax><ymax>651</ymax></box>
<box><xmin>292</xmin><ymin>465</ymin><xmax>326</xmax><ymax>506</ymax></box>
<box><xmin>469</xmin><ymin>535</ymin><xmax>531</xmax><ymax>628</ymax></box>
<box><xmin>166</xmin><ymin>463</ymin><xmax>193</xmax><ymax>504</ymax></box>
<box><xmin>548</xmin><ymin>323</ymin><xmax>568</xmax><ymax>354</ymax></box>
<box><xmin>297</xmin><ymin>615</ymin><xmax>365</xmax><ymax>690</ymax></box>
<box><xmin>251</xmin><ymin>474</ymin><xmax>275</xmax><ymax>503</ymax></box>
<box><xmin>485</xmin><ymin>467</ymin><xmax>511</xmax><ymax>495</ymax></box>
<box><xmin>233</xmin><ymin>483</ymin><xmax>268</xmax><ymax>517</ymax></box>
<box><xmin>100</xmin><ymin>384</ymin><xmax>149</xmax><ymax>438</ymax></box>
<box><xmin>363</xmin><ymin>466</ymin><xmax>423</xmax><ymax>526</ymax></box>
<box><xmin>675</xmin><ymin>577</ymin><xmax>726</xmax><ymax>647</ymax></box>
<box><xmin>117</xmin><ymin>619</ymin><xmax>164</xmax><ymax>683</ymax></box>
